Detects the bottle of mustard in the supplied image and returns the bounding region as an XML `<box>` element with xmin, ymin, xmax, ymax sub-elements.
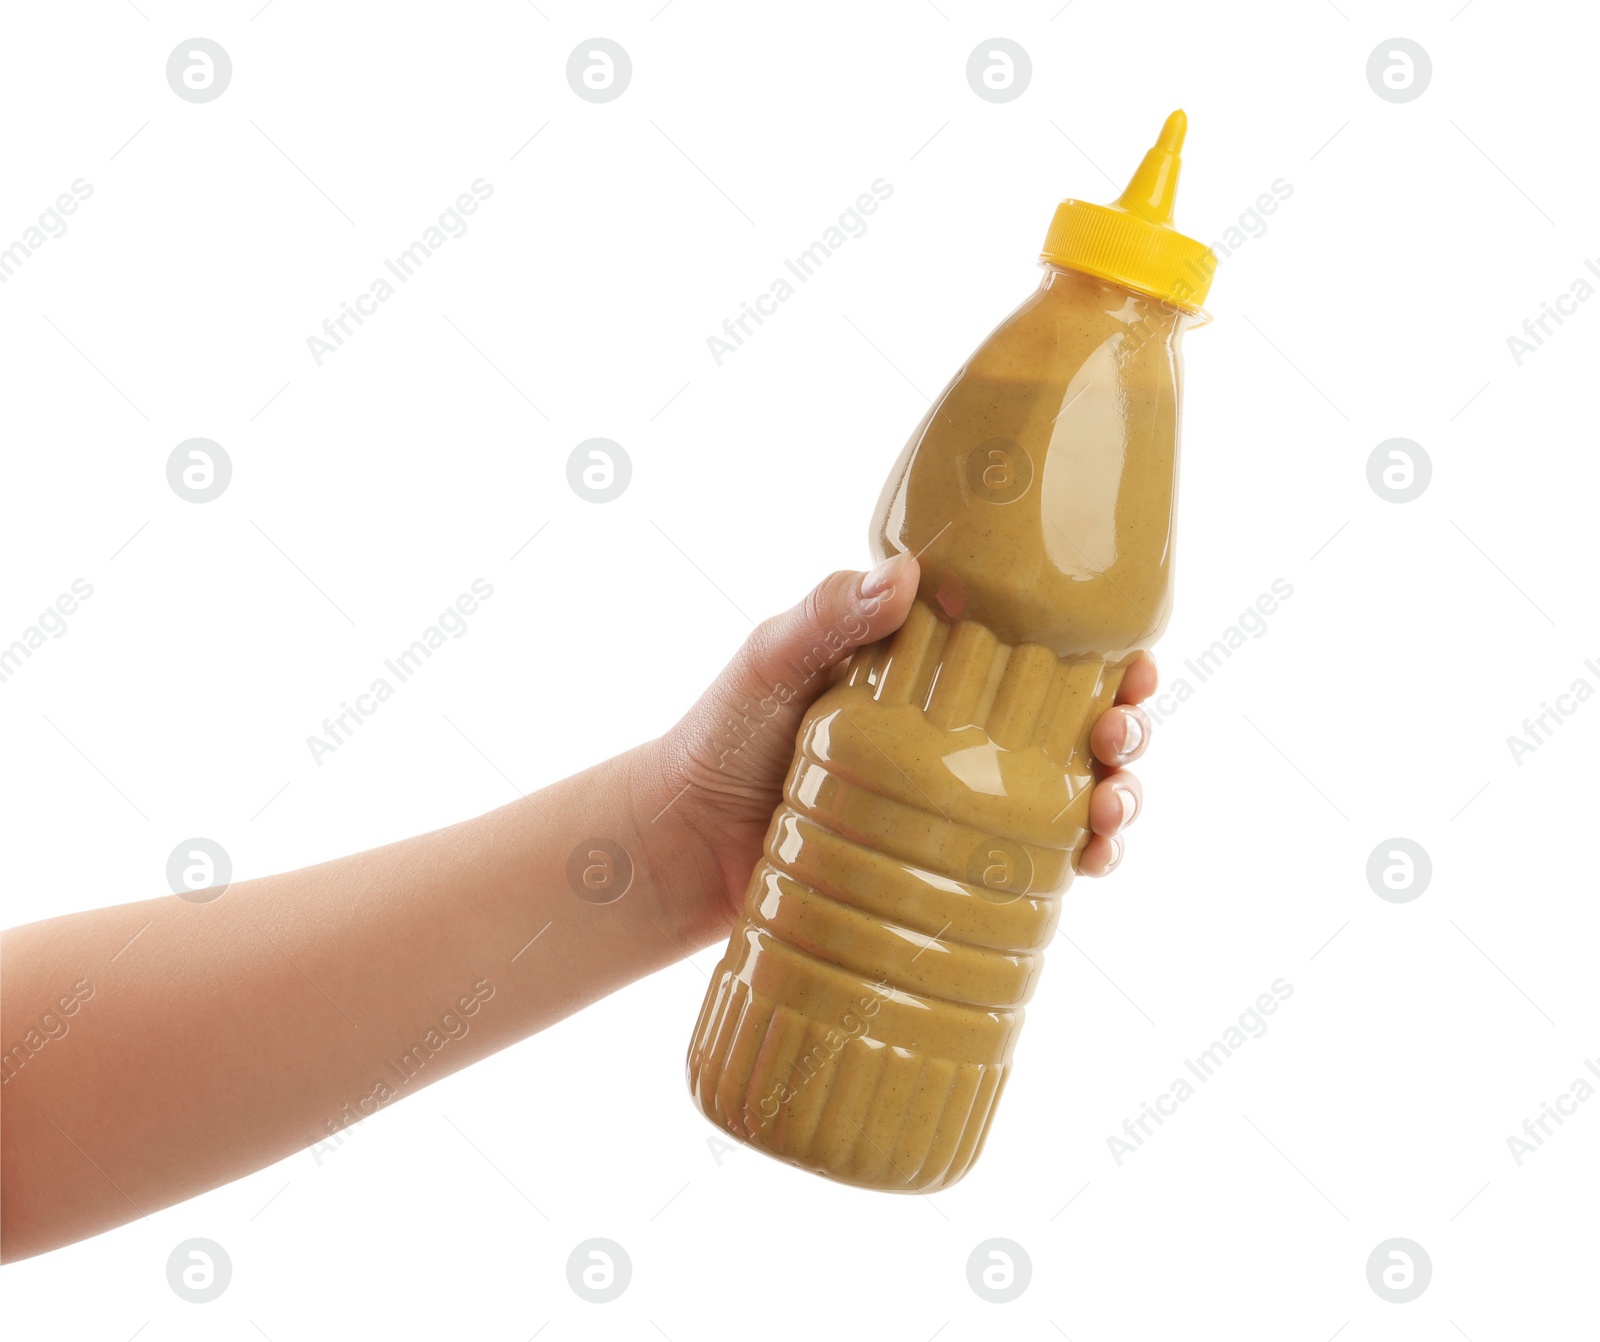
<box><xmin>687</xmin><ymin>112</ymin><xmax>1217</xmax><ymax>1190</ymax></box>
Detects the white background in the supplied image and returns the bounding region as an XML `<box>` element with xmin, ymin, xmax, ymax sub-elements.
<box><xmin>2</xmin><ymin>1</ymin><xmax>1596</xmax><ymax>1337</ymax></box>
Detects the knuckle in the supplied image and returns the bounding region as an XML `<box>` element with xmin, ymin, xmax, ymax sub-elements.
<box><xmin>802</xmin><ymin>571</ymin><xmax>852</xmax><ymax>632</ymax></box>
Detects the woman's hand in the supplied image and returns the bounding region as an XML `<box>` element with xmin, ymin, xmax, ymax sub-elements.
<box><xmin>640</xmin><ymin>553</ymin><xmax>1158</xmax><ymax>935</ymax></box>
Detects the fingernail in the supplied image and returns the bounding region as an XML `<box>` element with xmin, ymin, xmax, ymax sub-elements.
<box><xmin>1114</xmin><ymin>784</ymin><xmax>1139</xmax><ymax>828</ymax></box>
<box><xmin>860</xmin><ymin>552</ymin><xmax>908</xmax><ymax>600</ymax></box>
<box><xmin>1105</xmin><ymin>836</ymin><xmax>1123</xmax><ymax>870</ymax></box>
<box><xmin>1119</xmin><ymin>711</ymin><xmax>1144</xmax><ymax>759</ymax></box>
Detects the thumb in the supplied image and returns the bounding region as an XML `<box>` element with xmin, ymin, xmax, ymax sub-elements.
<box><xmin>740</xmin><ymin>550</ymin><xmax>919</xmax><ymax>710</ymax></box>
<box><xmin>676</xmin><ymin>552</ymin><xmax>920</xmax><ymax>786</ymax></box>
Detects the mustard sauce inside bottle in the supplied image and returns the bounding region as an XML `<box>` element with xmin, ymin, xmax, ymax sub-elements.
<box><xmin>686</xmin><ymin>112</ymin><xmax>1217</xmax><ymax>1191</ymax></box>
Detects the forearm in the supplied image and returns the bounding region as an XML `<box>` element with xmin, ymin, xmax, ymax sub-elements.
<box><xmin>0</xmin><ymin>741</ymin><xmax>721</xmax><ymax>1261</ymax></box>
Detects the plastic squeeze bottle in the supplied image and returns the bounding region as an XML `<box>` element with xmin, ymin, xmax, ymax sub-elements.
<box><xmin>686</xmin><ymin>111</ymin><xmax>1217</xmax><ymax>1191</ymax></box>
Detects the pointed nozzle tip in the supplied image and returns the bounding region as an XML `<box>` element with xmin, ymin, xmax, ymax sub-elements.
<box><xmin>1157</xmin><ymin>109</ymin><xmax>1187</xmax><ymax>154</ymax></box>
<box><xmin>1113</xmin><ymin>109</ymin><xmax>1190</xmax><ymax>225</ymax></box>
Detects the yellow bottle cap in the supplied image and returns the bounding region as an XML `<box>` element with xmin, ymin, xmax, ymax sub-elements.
<box><xmin>1040</xmin><ymin>110</ymin><xmax>1216</xmax><ymax>312</ymax></box>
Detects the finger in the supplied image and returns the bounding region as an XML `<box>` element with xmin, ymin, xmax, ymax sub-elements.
<box><xmin>1088</xmin><ymin>772</ymin><xmax>1141</xmax><ymax>837</ymax></box>
<box><xmin>668</xmin><ymin>555</ymin><xmax>924</xmax><ymax>797</ymax></box>
<box><xmin>1079</xmin><ymin>833</ymin><xmax>1124</xmax><ymax>877</ymax></box>
<box><xmin>1115</xmin><ymin>653</ymin><xmax>1158</xmax><ymax>705</ymax></box>
<box><xmin>723</xmin><ymin>553</ymin><xmax>920</xmax><ymax>717</ymax></box>
<box><xmin>1091</xmin><ymin>704</ymin><xmax>1151</xmax><ymax>768</ymax></box>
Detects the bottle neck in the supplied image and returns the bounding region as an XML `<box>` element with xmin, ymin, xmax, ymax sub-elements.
<box><xmin>1037</xmin><ymin>262</ymin><xmax>1203</xmax><ymax>337</ymax></box>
